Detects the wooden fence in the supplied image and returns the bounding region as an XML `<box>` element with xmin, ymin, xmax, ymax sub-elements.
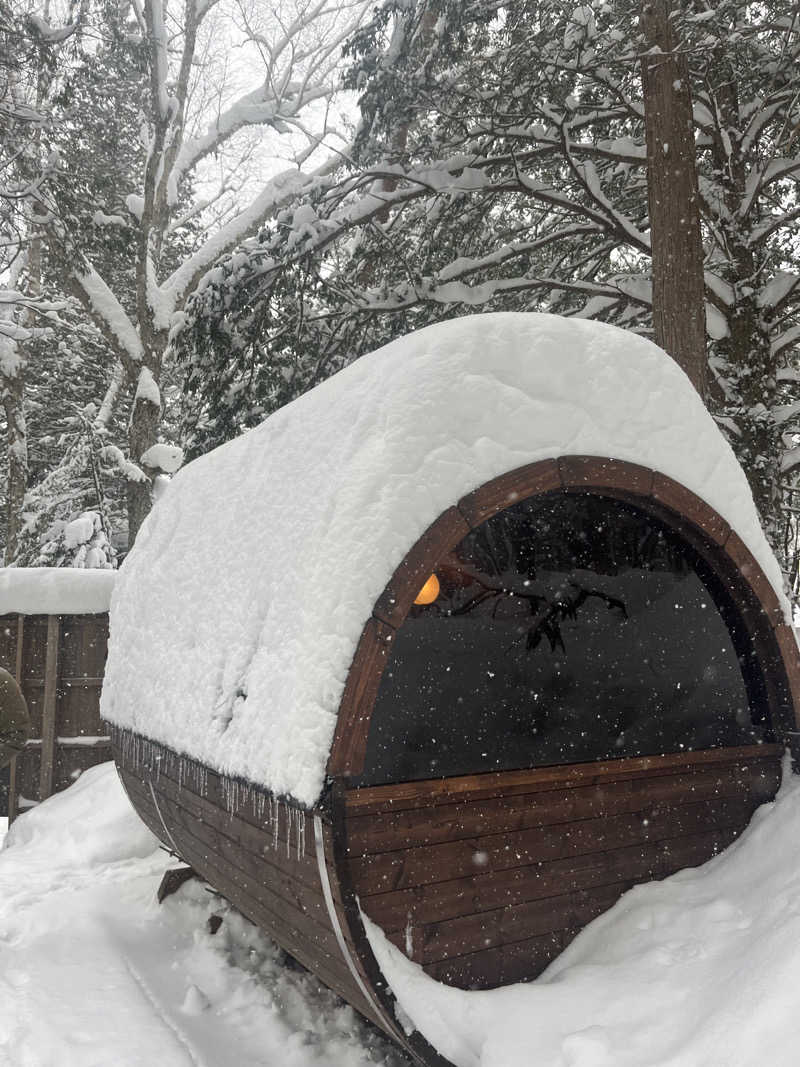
<box><xmin>0</xmin><ymin>612</ymin><xmax>111</xmax><ymax>822</ymax></box>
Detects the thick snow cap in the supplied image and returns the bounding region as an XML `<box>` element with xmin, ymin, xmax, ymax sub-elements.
<box><xmin>0</xmin><ymin>567</ymin><xmax>115</xmax><ymax>615</ymax></box>
<box><xmin>101</xmin><ymin>313</ymin><xmax>788</xmax><ymax>806</ymax></box>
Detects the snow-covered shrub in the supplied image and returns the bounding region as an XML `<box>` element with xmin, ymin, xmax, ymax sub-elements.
<box><xmin>35</xmin><ymin>509</ymin><xmax>116</xmax><ymax>569</ymax></box>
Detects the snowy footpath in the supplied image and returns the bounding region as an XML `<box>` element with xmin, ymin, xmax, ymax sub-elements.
<box><xmin>3</xmin><ymin>760</ymin><xmax>800</xmax><ymax>1067</ymax></box>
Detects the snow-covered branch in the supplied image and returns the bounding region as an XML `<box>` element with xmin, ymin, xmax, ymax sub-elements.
<box><xmin>71</xmin><ymin>265</ymin><xmax>143</xmax><ymax>364</ymax></box>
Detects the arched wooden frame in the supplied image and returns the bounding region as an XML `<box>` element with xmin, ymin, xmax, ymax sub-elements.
<box><xmin>327</xmin><ymin>456</ymin><xmax>800</xmax><ymax>779</ymax></box>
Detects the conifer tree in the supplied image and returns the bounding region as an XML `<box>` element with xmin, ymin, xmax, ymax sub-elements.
<box><xmin>182</xmin><ymin>0</ymin><xmax>800</xmax><ymax>571</ymax></box>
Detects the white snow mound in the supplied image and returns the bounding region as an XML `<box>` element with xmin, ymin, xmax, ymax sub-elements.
<box><xmin>0</xmin><ymin>764</ymin><xmax>399</xmax><ymax>1067</ymax></box>
<box><xmin>101</xmin><ymin>312</ymin><xmax>787</xmax><ymax>805</ymax></box>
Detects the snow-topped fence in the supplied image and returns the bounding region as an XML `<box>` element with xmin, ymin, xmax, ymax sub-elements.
<box><xmin>0</xmin><ymin>568</ymin><xmax>115</xmax><ymax>820</ymax></box>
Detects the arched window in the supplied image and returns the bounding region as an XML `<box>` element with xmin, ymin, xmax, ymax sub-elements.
<box><xmin>358</xmin><ymin>492</ymin><xmax>771</xmax><ymax>785</ymax></box>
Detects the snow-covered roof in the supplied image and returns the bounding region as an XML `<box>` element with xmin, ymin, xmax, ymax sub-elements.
<box><xmin>101</xmin><ymin>313</ymin><xmax>788</xmax><ymax>806</ymax></box>
<box><xmin>0</xmin><ymin>567</ymin><xmax>116</xmax><ymax>615</ymax></box>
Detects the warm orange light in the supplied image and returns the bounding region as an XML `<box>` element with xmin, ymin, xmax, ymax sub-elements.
<box><xmin>414</xmin><ymin>573</ymin><xmax>440</xmax><ymax>605</ymax></box>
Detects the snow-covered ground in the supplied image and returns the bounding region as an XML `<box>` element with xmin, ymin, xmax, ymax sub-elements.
<box><xmin>3</xmin><ymin>760</ymin><xmax>800</xmax><ymax>1067</ymax></box>
<box><xmin>0</xmin><ymin>765</ymin><xmax>404</xmax><ymax>1067</ymax></box>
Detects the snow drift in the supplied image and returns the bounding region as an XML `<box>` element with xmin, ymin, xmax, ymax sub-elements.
<box><xmin>3</xmin><ymin>755</ymin><xmax>800</xmax><ymax>1066</ymax></box>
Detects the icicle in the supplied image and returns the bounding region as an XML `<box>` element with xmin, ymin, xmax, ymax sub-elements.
<box><xmin>223</xmin><ymin>777</ymin><xmax>235</xmax><ymax>815</ymax></box>
<box><xmin>296</xmin><ymin>811</ymin><xmax>305</xmax><ymax>861</ymax></box>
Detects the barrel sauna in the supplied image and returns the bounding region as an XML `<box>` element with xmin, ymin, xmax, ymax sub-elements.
<box><xmin>105</xmin><ymin>314</ymin><xmax>800</xmax><ymax>1067</ymax></box>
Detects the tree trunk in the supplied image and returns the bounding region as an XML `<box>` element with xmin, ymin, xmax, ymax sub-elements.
<box><xmin>1</xmin><ymin>356</ymin><xmax>28</xmax><ymax>564</ymax></box>
<box><xmin>640</xmin><ymin>0</ymin><xmax>707</xmax><ymax>398</ymax></box>
<box><xmin>1</xmin><ymin>226</ymin><xmax>42</xmax><ymax>563</ymax></box>
<box><xmin>718</xmin><ymin>300</ymin><xmax>782</xmax><ymax>546</ymax></box>
<box><xmin>126</xmin><ymin>391</ymin><xmax>160</xmax><ymax>546</ymax></box>
<box><xmin>701</xmin><ymin>48</ymin><xmax>784</xmax><ymax>548</ymax></box>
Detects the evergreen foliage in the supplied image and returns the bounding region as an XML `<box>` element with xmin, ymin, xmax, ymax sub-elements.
<box><xmin>180</xmin><ymin>0</ymin><xmax>800</xmax><ymax>578</ymax></box>
<box><xmin>2</xmin><ymin>0</ymin><xmax>360</xmax><ymax>562</ymax></box>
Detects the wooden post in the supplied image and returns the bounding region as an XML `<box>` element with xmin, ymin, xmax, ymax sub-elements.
<box><xmin>39</xmin><ymin>615</ymin><xmax>60</xmax><ymax>802</ymax></box>
<box><xmin>14</xmin><ymin>615</ymin><xmax>23</xmax><ymax>684</ymax></box>
<box><xmin>7</xmin><ymin>615</ymin><xmax>24</xmax><ymax>825</ymax></box>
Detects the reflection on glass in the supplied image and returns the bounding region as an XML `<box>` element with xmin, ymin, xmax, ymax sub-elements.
<box><xmin>357</xmin><ymin>493</ymin><xmax>770</xmax><ymax>786</ymax></box>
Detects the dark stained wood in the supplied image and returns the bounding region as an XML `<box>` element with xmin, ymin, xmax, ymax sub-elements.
<box><xmin>373</xmin><ymin>507</ymin><xmax>470</xmax><ymax>627</ymax></box>
<box><xmin>121</xmin><ymin>773</ymin><xmax>346</xmax><ymax>966</ymax></box>
<box><xmin>651</xmin><ymin>472</ymin><xmax>730</xmax><ymax>544</ymax></box>
<box><xmin>457</xmin><ymin>459</ymin><xmax>560</xmax><ymax>527</ymax></box>
<box><xmin>347</xmin><ymin>750</ymin><xmax>775</xmax><ymax>989</ymax></box>
<box><xmin>38</xmin><ymin>615</ymin><xmax>60</xmax><ymax>801</ymax></box>
<box><xmin>320</xmin><ymin>780</ymin><xmax>432</xmax><ymax>1059</ymax></box>
<box><xmin>157</xmin><ymin>866</ymin><xmax>197</xmax><ymax>903</ymax></box>
<box><xmin>117</xmin><ymin>762</ymin><xmax>391</xmax><ymax>1038</ymax></box>
<box><xmin>149</xmin><ymin>790</ymin><xmax>339</xmax><ymax>953</ymax></box>
<box><xmin>19</xmin><ymin>617</ymin><xmax>48</xmax><ymax>734</ymax></box>
<box><xmin>345</xmin><ymin>745</ymin><xmax>782</xmax><ymax>815</ymax></box>
<box><xmin>160</xmin><ymin>835</ymin><xmax>367</xmax><ymax>1014</ymax></box>
<box><xmin>425</xmin><ymin>928</ymin><xmax>571</xmax><ymax>989</ymax></box>
<box><xmin>142</xmin><ymin>766</ymin><xmax>322</xmax><ymax>894</ymax></box>
<box><xmin>3</xmin><ymin>612</ymin><xmax>111</xmax><ymax>820</ymax></box>
<box><xmin>15</xmin><ymin>615</ymin><xmax>23</xmax><ymax>683</ymax></box>
<box><xmin>415</xmin><ymin>880</ymin><xmax>632</xmax><ymax>966</ymax></box>
<box><xmin>770</xmin><ymin>624</ymin><xmax>800</xmax><ymax>732</ymax></box>
<box><xmin>722</xmin><ymin>531</ymin><xmax>785</xmax><ymax>627</ymax></box>
<box><xmin>349</xmin><ymin>792</ymin><xmax>762</xmax><ymax>897</ymax></box>
<box><xmin>346</xmin><ymin>760</ymin><xmax>780</xmax><ymax>857</ymax></box>
<box><xmin>558</xmin><ymin>456</ymin><xmax>654</xmax><ymax>496</ymax></box>
<box><xmin>361</xmin><ymin>827</ymin><xmax>737</xmax><ymax>935</ymax></box>
<box><xmin>143</xmin><ymin>751</ymin><xmax>318</xmax><ymax>858</ymax></box>
<box><xmin>327</xmin><ymin>617</ymin><xmax>397</xmax><ymax>778</ymax></box>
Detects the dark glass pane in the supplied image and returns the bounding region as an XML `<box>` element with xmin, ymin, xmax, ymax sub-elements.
<box><xmin>357</xmin><ymin>493</ymin><xmax>770</xmax><ymax>786</ymax></box>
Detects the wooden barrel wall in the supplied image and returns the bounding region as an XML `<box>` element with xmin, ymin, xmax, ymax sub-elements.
<box><xmin>110</xmin><ymin>726</ymin><xmax>421</xmax><ymax>1056</ymax></box>
<box><xmin>0</xmin><ymin>612</ymin><xmax>111</xmax><ymax>821</ymax></box>
<box><xmin>113</xmin><ymin>458</ymin><xmax>800</xmax><ymax>1067</ymax></box>
<box><xmin>344</xmin><ymin>747</ymin><xmax>782</xmax><ymax>990</ymax></box>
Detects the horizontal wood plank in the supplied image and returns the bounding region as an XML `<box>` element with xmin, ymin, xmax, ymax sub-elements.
<box><xmin>345</xmin><ymin>745</ymin><xmax>782</xmax><ymax>815</ymax></box>
<box><xmin>121</xmin><ymin>774</ymin><xmax>357</xmax><ymax>984</ymax></box>
<box><xmin>415</xmin><ymin>880</ymin><xmax>629</xmax><ymax>965</ymax></box>
<box><xmin>361</xmin><ymin>825</ymin><xmax>739</xmax><ymax>934</ymax></box>
<box><xmin>346</xmin><ymin>761</ymin><xmax>778</xmax><ymax>857</ymax></box>
<box><xmin>147</xmin><ymin>755</ymin><xmax>317</xmax><ymax>861</ymax></box>
<box><xmin>350</xmin><ymin>793</ymin><xmax>761</xmax><ymax>896</ymax></box>
<box><xmin>122</xmin><ymin>770</ymin><xmax>325</xmax><ymax>913</ymax></box>
<box><xmin>424</xmin><ymin>929</ymin><xmax>571</xmax><ymax>989</ymax></box>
